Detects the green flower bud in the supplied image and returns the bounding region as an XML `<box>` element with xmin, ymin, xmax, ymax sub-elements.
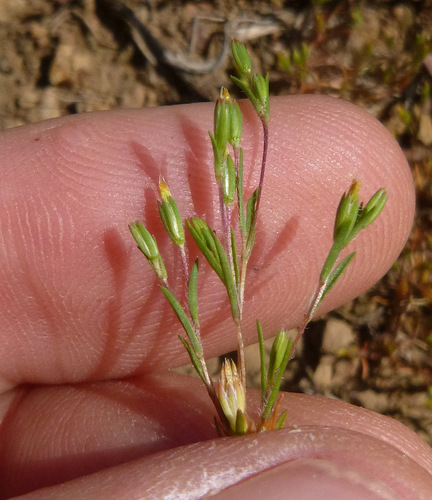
<box><xmin>251</xmin><ymin>73</ymin><xmax>270</xmax><ymax>122</ymax></box>
<box><xmin>158</xmin><ymin>180</ymin><xmax>185</xmax><ymax>246</ymax></box>
<box><xmin>129</xmin><ymin>221</ymin><xmax>159</xmax><ymax>260</ymax></box>
<box><xmin>228</xmin><ymin>101</ymin><xmax>243</xmax><ymax>147</ymax></box>
<box><xmin>334</xmin><ymin>180</ymin><xmax>361</xmax><ymax>246</ymax></box>
<box><xmin>356</xmin><ymin>188</ymin><xmax>388</xmax><ymax>231</ymax></box>
<box><xmin>214</xmin><ymin>87</ymin><xmax>231</xmax><ymax>153</ymax></box>
<box><xmin>222</xmin><ymin>154</ymin><xmax>236</xmax><ymax>205</ymax></box>
<box><xmin>235</xmin><ymin>409</ymin><xmax>249</xmax><ymax>434</ymax></box>
<box><xmin>129</xmin><ymin>221</ymin><xmax>167</xmax><ymax>282</ymax></box>
<box><xmin>153</xmin><ymin>255</ymin><xmax>168</xmax><ymax>282</ymax></box>
<box><xmin>231</xmin><ymin>40</ymin><xmax>252</xmax><ymax>82</ymax></box>
<box><xmin>218</xmin><ymin>359</ymin><xmax>246</xmax><ymax>433</ymax></box>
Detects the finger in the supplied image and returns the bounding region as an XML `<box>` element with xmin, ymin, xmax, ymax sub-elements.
<box><xmin>2</xmin><ymin>374</ymin><xmax>430</xmax><ymax>498</ymax></box>
<box><xmin>0</xmin><ymin>96</ymin><xmax>414</xmax><ymax>389</ymax></box>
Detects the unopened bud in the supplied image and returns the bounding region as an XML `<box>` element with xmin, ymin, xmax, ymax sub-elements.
<box><xmin>334</xmin><ymin>180</ymin><xmax>361</xmax><ymax>246</ymax></box>
<box><xmin>158</xmin><ymin>180</ymin><xmax>185</xmax><ymax>246</ymax></box>
<box><xmin>218</xmin><ymin>359</ymin><xmax>246</xmax><ymax>433</ymax></box>
<box><xmin>231</xmin><ymin>40</ymin><xmax>252</xmax><ymax>81</ymax></box>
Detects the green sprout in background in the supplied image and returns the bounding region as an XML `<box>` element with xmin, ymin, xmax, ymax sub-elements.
<box><xmin>129</xmin><ymin>41</ymin><xmax>387</xmax><ymax>437</ymax></box>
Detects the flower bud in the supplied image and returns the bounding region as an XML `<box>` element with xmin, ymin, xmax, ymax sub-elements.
<box><xmin>251</xmin><ymin>73</ymin><xmax>270</xmax><ymax>122</ymax></box>
<box><xmin>222</xmin><ymin>154</ymin><xmax>236</xmax><ymax>205</ymax></box>
<box><xmin>231</xmin><ymin>40</ymin><xmax>252</xmax><ymax>82</ymax></box>
<box><xmin>218</xmin><ymin>359</ymin><xmax>246</xmax><ymax>433</ymax></box>
<box><xmin>228</xmin><ymin>101</ymin><xmax>243</xmax><ymax>147</ymax></box>
<box><xmin>356</xmin><ymin>188</ymin><xmax>388</xmax><ymax>231</ymax></box>
<box><xmin>334</xmin><ymin>180</ymin><xmax>361</xmax><ymax>246</ymax></box>
<box><xmin>158</xmin><ymin>180</ymin><xmax>185</xmax><ymax>246</ymax></box>
<box><xmin>214</xmin><ymin>87</ymin><xmax>231</xmax><ymax>153</ymax></box>
<box><xmin>129</xmin><ymin>221</ymin><xmax>159</xmax><ymax>260</ymax></box>
<box><xmin>129</xmin><ymin>221</ymin><xmax>167</xmax><ymax>282</ymax></box>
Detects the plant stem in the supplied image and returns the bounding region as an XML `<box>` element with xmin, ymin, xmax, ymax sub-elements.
<box><xmin>254</xmin><ymin>119</ymin><xmax>269</xmax><ymax>224</ymax></box>
<box><xmin>237</xmin><ymin>119</ymin><xmax>268</xmax><ymax>318</ymax></box>
<box><xmin>236</xmin><ymin>322</ymin><xmax>246</xmax><ymax>389</ymax></box>
<box><xmin>291</xmin><ymin>280</ymin><xmax>326</xmax><ymax>352</ymax></box>
<box><xmin>180</xmin><ymin>246</ymin><xmax>190</xmax><ymax>287</ymax></box>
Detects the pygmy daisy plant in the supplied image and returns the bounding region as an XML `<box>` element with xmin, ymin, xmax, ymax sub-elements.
<box><xmin>129</xmin><ymin>41</ymin><xmax>387</xmax><ymax>437</ymax></box>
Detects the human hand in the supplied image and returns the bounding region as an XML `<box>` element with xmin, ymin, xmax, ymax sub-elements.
<box><xmin>1</xmin><ymin>95</ymin><xmax>430</xmax><ymax>499</ymax></box>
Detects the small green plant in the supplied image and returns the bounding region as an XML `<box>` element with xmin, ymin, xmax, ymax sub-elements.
<box><xmin>129</xmin><ymin>41</ymin><xmax>387</xmax><ymax>437</ymax></box>
<box><xmin>277</xmin><ymin>42</ymin><xmax>311</xmax><ymax>83</ymax></box>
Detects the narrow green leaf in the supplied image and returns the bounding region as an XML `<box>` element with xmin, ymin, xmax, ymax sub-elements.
<box><xmin>200</xmin><ymin>222</ymin><xmax>220</xmax><ymax>264</ymax></box>
<box><xmin>276</xmin><ymin>411</ymin><xmax>287</xmax><ymax>430</ymax></box>
<box><xmin>262</xmin><ymin>338</ymin><xmax>292</xmax><ymax>420</ymax></box>
<box><xmin>160</xmin><ymin>286</ymin><xmax>202</xmax><ymax>357</ymax></box>
<box><xmin>187</xmin><ymin>219</ymin><xmax>223</xmax><ymax>281</ymax></box>
<box><xmin>267</xmin><ymin>331</ymin><xmax>289</xmax><ymax>386</ymax></box>
<box><xmin>257</xmin><ymin>320</ymin><xmax>267</xmax><ymax>404</ymax></box>
<box><xmin>188</xmin><ymin>259</ymin><xmax>199</xmax><ymax>328</ymax></box>
<box><xmin>178</xmin><ymin>335</ymin><xmax>206</xmax><ymax>385</ymax></box>
<box><xmin>246</xmin><ymin>188</ymin><xmax>259</xmax><ymax>236</ymax></box>
<box><xmin>245</xmin><ymin>227</ymin><xmax>256</xmax><ymax>261</ymax></box>
<box><xmin>231</xmin><ymin>75</ymin><xmax>258</xmax><ymax>108</ymax></box>
<box><xmin>209</xmin><ymin>132</ymin><xmax>223</xmax><ymax>180</ymax></box>
<box><xmin>231</xmin><ymin>228</ymin><xmax>239</xmax><ymax>288</ymax></box>
<box><xmin>320</xmin><ymin>241</ymin><xmax>343</xmax><ymax>284</ymax></box>
<box><xmin>237</xmin><ymin>148</ymin><xmax>246</xmax><ymax>236</ymax></box>
<box><xmin>320</xmin><ymin>252</ymin><xmax>356</xmax><ymax>304</ymax></box>
<box><xmin>214</xmin><ymin>235</ymin><xmax>240</xmax><ymax>322</ymax></box>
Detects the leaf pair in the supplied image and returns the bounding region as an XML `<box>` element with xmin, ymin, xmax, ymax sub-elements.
<box><xmin>187</xmin><ymin>218</ymin><xmax>240</xmax><ymax>323</ymax></box>
<box><xmin>257</xmin><ymin>322</ymin><xmax>292</xmax><ymax>427</ymax></box>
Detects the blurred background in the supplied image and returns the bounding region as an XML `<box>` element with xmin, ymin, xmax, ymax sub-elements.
<box><xmin>1</xmin><ymin>0</ymin><xmax>431</xmax><ymax>442</ymax></box>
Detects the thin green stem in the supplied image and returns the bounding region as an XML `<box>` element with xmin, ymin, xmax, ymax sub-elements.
<box><xmin>198</xmin><ymin>352</ymin><xmax>213</xmax><ymax>388</ymax></box>
<box><xmin>238</xmin><ymin>253</ymin><xmax>248</xmax><ymax>317</ymax></box>
<box><xmin>237</xmin><ymin>322</ymin><xmax>246</xmax><ymax>390</ymax></box>
<box><xmin>291</xmin><ymin>279</ymin><xmax>326</xmax><ymax>353</ymax></box>
<box><xmin>179</xmin><ymin>245</ymin><xmax>190</xmax><ymax>291</ymax></box>
<box><xmin>237</xmin><ymin>119</ymin><xmax>268</xmax><ymax>316</ymax></box>
<box><xmin>253</xmin><ymin>119</ymin><xmax>269</xmax><ymax>225</ymax></box>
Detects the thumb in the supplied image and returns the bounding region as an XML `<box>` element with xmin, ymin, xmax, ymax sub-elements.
<box><xmin>11</xmin><ymin>375</ymin><xmax>432</xmax><ymax>499</ymax></box>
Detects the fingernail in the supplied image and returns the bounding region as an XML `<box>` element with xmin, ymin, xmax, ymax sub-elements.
<box><xmin>212</xmin><ymin>459</ymin><xmax>399</xmax><ymax>499</ymax></box>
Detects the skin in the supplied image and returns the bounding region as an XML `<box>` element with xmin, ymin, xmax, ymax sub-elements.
<box><xmin>0</xmin><ymin>95</ymin><xmax>429</xmax><ymax>499</ymax></box>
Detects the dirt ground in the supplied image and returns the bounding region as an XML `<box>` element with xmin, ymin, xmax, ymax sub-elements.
<box><xmin>1</xmin><ymin>0</ymin><xmax>432</xmax><ymax>443</ymax></box>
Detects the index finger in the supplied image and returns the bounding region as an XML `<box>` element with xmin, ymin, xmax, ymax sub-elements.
<box><xmin>0</xmin><ymin>95</ymin><xmax>414</xmax><ymax>390</ymax></box>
